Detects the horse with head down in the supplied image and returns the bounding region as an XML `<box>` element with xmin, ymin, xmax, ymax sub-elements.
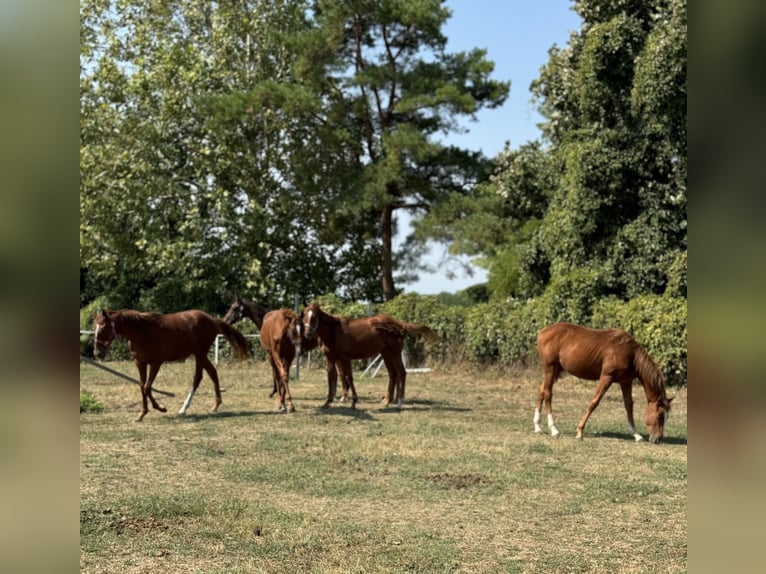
<box><xmin>534</xmin><ymin>322</ymin><xmax>673</xmax><ymax>443</ymax></box>
<box><xmin>301</xmin><ymin>302</ymin><xmax>439</xmax><ymax>409</ymax></box>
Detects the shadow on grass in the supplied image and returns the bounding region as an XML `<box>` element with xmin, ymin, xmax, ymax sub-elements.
<box><xmin>310</xmin><ymin>405</ymin><xmax>377</xmax><ymax>421</ymax></box>
<box><xmin>168</xmin><ymin>409</ymin><xmax>293</xmax><ymax>422</ymax></box>
<box><xmin>596</xmin><ymin>431</ymin><xmax>688</xmax><ymax>446</ymax></box>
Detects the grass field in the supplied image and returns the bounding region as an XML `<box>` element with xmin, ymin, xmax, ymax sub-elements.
<box><xmin>80</xmin><ymin>358</ymin><xmax>687</xmax><ymax>573</ymax></box>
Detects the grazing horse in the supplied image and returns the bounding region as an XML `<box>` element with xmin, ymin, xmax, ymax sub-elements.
<box><xmin>93</xmin><ymin>309</ymin><xmax>250</xmax><ymax>421</ymax></box>
<box><xmin>533</xmin><ymin>322</ymin><xmax>673</xmax><ymax>443</ymax></box>
<box><xmin>301</xmin><ymin>302</ymin><xmax>438</xmax><ymax>409</ymax></box>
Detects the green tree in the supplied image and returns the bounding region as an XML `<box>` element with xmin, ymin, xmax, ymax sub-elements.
<box><xmin>280</xmin><ymin>0</ymin><xmax>510</xmax><ymax>300</ymax></box>
<box><xmin>80</xmin><ymin>0</ymin><xmax>343</xmax><ymax>311</ymax></box>
<box><xmin>436</xmin><ymin>0</ymin><xmax>686</xmax><ymax>303</ymax></box>
<box><xmin>80</xmin><ymin>0</ymin><xmax>509</xmax><ymax>308</ymax></box>
<box><xmin>525</xmin><ymin>0</ymin><xmax>687</xmax><ymax>300</ymax></box>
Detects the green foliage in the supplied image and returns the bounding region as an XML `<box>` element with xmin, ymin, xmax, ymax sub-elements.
<box><xmin>344</xmin><ymin>292</ymin><xmax>686</xmax><ymax>385</ymax></box>
<box><xmin>80</xmin><ymin>0</ymin><xmax>509</xmax><ymax>308</ymax></box>
<box><xmin>80</xmin><ymin>390</ymin><xmax>104</xmax><ymax>413</ymax></box>
<box><xmin>432</xmin><ymin>0</ymin><xmax>686</xmax><ymax>307</ymax></box>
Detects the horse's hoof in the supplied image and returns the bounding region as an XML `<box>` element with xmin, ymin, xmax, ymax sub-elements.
<box><xmin>634</xmin><ymin>435</ymin><xmax>644</xmax><ymax>442</ymax></box>
<box><xmin>157</xmin><ymin>407</ymin><xmax>167</xmax><ymax>413</ymax></box>
<box><xmin>286</xmin><ymin>405</ymin><xmax>295</xmax><ymax>413</ymax></box>
<box><xmin>320</xmin><ymin>402</ymin><xmax>331</xmax><ymax>409</ymax></box>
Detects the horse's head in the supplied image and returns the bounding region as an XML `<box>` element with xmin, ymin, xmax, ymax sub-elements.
<box><xmin>223</xmin><ymin>296</ymin><xmax>245</xmax><ymax>324</ymax></box>
<box><xmin>286</xmin><ymin>313</ymin><xmax>303</xmax><ymax>354</ymax></box>
<box><xmin>645</xmin><ymin>396</ymin><xmax>673</xmax><ymax>444</ymax></box>
<box><xmin>92</xmin><ymin>309</ymin><xmax>117</xmax><ymax>359</ymax></box>
<box><xmin>301</xmin><ymin>302</ymin><xmax>320</xmax><ymax>340</ymax></box>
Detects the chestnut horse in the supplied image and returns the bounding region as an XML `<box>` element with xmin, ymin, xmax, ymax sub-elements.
<box><xmin>301</xmin><ymin>302</ymin><xmax>438</xmax><ymax>409</ymax></box>
<box><xmin>534</xmin><ymin>322</ymin><xmax>673</xmax><ymax>443</ymax></box>
<box><xmin>258</xmin><ymin>309</ymin><xmax>306</xmax><ymax>413</ymax></box>
<box><xmin>223</xmin><ymin>296</ymin><xmax>351</xmax><ymax>402</ymax></box>
<box><xmin>93</xmin><ymin>309</ymin><xmax>249</xmax><ymax>421</ymax></box>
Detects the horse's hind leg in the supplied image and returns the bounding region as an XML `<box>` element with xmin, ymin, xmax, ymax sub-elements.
<box><xmin>620</xmin><ymin>381</ymin><xmax>643</xmax><ymax>442</ymax></box>
<box><xmin>535</xmin><ymin>364</ymin><xmax>560</xmax><ymax>436</ymax></box>
<box><xmin>380</xmin><ymin>352</ymin><xmax>400</xmax><ymax>408</ymax></box>
<box><xmin>393</xmin><ymin>357</ymin><xmax>407</xmax><ymax>409</ymax></box>
<box><xmin>576</xmin><ymin>375</ymin><xmax>613</xmax><ymax>440</ymax></box>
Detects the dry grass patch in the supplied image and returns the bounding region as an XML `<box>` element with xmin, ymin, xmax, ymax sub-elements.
<box><xmin>81</xmin><ymin>359</ymin><xmax>686</xmax><ymax>573</ymax></box>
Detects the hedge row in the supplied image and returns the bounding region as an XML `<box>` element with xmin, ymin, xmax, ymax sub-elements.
<box><xmin>80</xmin><ymin>291</ymin><xmax>687</xmax><ymax>386</ymax></box>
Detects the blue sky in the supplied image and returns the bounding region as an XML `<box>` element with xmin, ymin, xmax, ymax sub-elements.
<box><xmin>399</xmin><ymin>0</ymin><xmax>582</xmax><ymax>294</ymax></box>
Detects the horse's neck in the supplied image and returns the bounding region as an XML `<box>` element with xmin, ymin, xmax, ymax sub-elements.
<box><xmin>113</xmin><ymin>312</ymin><xmax>149</xmax><ymax>339</ymax></box>
<box><xmin>315</xmin><ymin>309</ymin><xmax>339</xmax><ymax>338</ymax></box>
<box><xmin>245</xmin><ymin>305</ymin><xmax>267</xmax><ymax>328</ymax></box>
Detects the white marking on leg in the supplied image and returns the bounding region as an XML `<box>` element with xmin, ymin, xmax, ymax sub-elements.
<box><xmin>628</xmin><ymin>423</ymin><xmax>644</xmax><ymax>442</ymax></box>
<box><xmin>547</xmin><ymin>413</ymin><xmax>560</xmax><ymax>437</ymax></box>
<box><xmin>534</xmin><ymin>408</ymin><xmax>542</xmax><ymax>433</ymax></box>
<box><xmin>179</xmin><ymin>388</ymin><xmax>196</xmax><ymax>414</ymax></box>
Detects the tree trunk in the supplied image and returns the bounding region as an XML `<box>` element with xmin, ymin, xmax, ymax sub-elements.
<box><xmin>381</xmin><ymin>204</ymin><xmax>396</xmax><ymax>300</ymax></box>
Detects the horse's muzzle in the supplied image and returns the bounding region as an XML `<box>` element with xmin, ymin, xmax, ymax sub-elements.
<box><xmin>648</xmin><ymin>435</ymin><xmax>662</xmax><ymax>444</ymax></box>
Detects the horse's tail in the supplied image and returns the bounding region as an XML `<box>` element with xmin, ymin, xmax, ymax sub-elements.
<box><xmin>633</xmin><ymin>345</ymin><xmax>667</xmax><ymax>401</ymax></box>
<box><xmin>402</xmin><ymin>322</ymin><xmax>440</xmax><ymax>343</ymax></box>
<box><xmin>214</xmin><ymin>319</ymin><xmax>250</xmax><ymax>361</ymax></box>
<box><xmin>371</xmin><ymin>316</ymin><xmax>439</xmax><ymax>343</ymax></box>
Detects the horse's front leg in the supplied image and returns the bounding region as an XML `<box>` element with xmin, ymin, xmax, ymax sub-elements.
<box><xmin>145</xmin><ymin>362</ymin><xmax>166</xmax><ymax>413</ymax></box>
<box><xmin>135</xmin><ymin>361</ymin><xmax>150</xmax><ymax>422</ymax></box>
<box><xmin>534</xmin><ymin>365</ymin><xmax>560</xmax><ymax>436</ymax></box>
<box><xmin>268</xmin><ymin>357</ymin><xmax>285</xmax><ymax>412</ymax></box>
<box><xmin>576</xmin><ymin>376</ymin><xmax>613</xmax><ymax>440</ymax></box>
<box><xmin>620</xmin><ymin>382</ymin><xmax>643</xmax><ymax>442</ymax></box>
<box><xmin>321</xmin><ymin>357</ymin><xmax>337</xmax><ymax>409</ymax></box>
<box><xmin>338</xmin><ymin>358</ymin><xmax>357</xmax><ymax>409</ymax></box>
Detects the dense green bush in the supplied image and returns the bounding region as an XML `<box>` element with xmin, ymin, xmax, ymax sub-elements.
<box><xmin>327</xmin><ymin>291</ymin><xmax>687</xmax><ymax>386</ymax></box>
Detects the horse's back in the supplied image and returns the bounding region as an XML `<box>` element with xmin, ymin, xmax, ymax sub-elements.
<box><xmin>538</xmin><ymin>322</ymin><xmax>638</xmax><ymax>381</ymax></box>
<box><xmin>260</xmin><ymin>309</ymin><xmax>295</xmax><ymax>347</ymax></box>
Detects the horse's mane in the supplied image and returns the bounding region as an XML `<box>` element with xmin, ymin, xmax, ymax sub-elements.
<box><xmin>310</xmin><ymin>304</ymin><xmax>344</xmax><ymax>326</ymax></box>
<box><xmin>634</xmin><ymin>345</ymin><xmax>668</xmax><ymax>403</ymax></box>
<box><xmin>114</xmin><ymin>309</ymin><xmax>162</xmax><ymax>323</ymax></box>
